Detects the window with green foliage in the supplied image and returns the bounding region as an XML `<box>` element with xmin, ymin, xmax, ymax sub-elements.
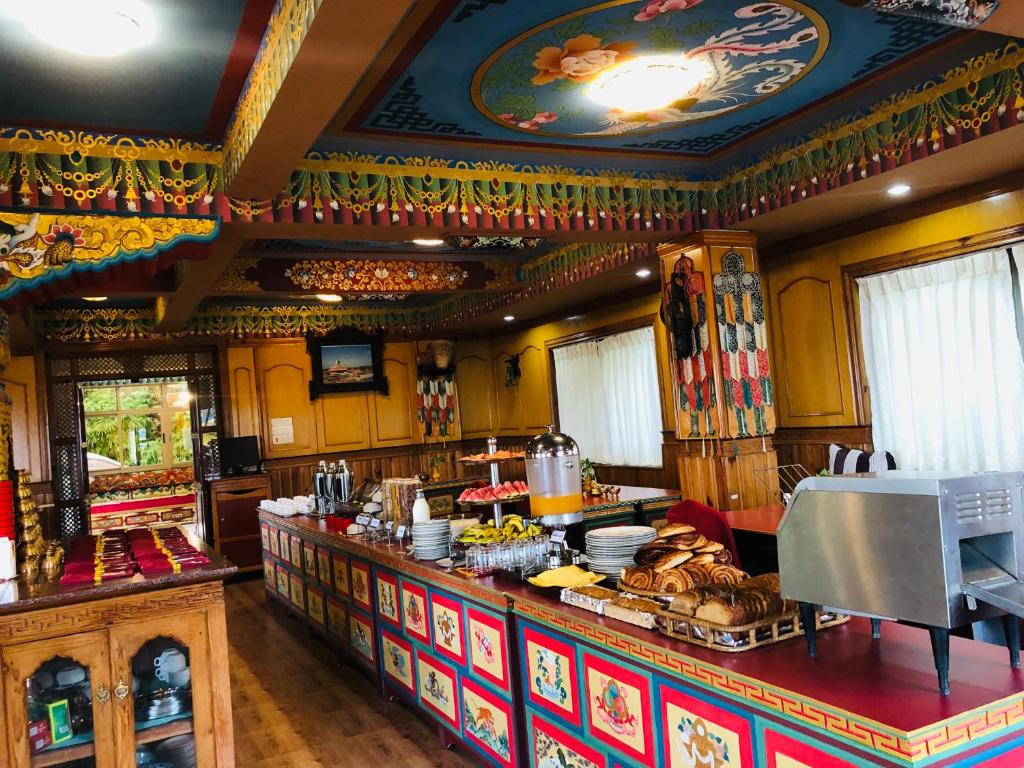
<box><xmin>84</xmin><ymin>381</ymin><xmax>194</xmax><ymax>473</ymax></box>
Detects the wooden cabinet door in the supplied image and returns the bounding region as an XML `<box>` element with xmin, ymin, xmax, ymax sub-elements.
<box><xmin>109</xmin><ymin>612</ymin><xmax>216</xmax><ymax>768</ymax></box>
<box><xmin>2</xmin><ymin>630</ymin><xmax>115</xmax><ymax>768</ymax></box>
<box><xmin>517</xmin><ymin>345</ymin><xmax>552</xmax><ymax>432</ymax></box>
<box><xmin>255</xmin><ymin>343</ymin><xmax>317</xmax><ymax>459</ymax></box>
<box><xmin>455</xmin><ymin>342</ymin><xmax>495</xmax><ymax>438</ymax></box>
<box><xmin>315</xmin><ymin>392</ymin><xmax>371</xmax><ymax>452</ymax></box>
<box><xmin>369</xmin><ymin>343</ymin><xmax>417</xmax><ymax>448</ymax></box>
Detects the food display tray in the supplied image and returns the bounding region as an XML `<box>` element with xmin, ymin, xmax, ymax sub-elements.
<box><xmin>458</xmin><ymin>494</ymin><xmax>529</xmax><ymax>506</ymax></box>
<box><xmin>458</xmin><ymin>456</ymin><xmax>524</xmax><ymax>465</ymax></box>
<box><xmin>657</xmin><ymin>608</ymin><xmax>849</xmax><ymax>653</ymax></box>
<box><xmin>614</xmin><ymin>578</ymin><xmax>678</xmax><ymax>600</ymax></box>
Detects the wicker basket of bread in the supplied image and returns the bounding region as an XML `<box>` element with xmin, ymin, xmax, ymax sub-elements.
<box><xmin>617</xmin><ymin>523</ymin><xmax>744</xmax><ymax>598</ymax></box>
<box><xmin>657</xmin><ymin>573</ymin><xmax>849</xmax><ymax>652</ymax></box>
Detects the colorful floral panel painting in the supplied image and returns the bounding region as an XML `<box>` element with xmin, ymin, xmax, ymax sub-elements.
<box><xmin>382</xmin><ymin>629</ymin><xmax>416</xmax><ymax>694</ymax></box>
<box><xmin>462</xmin><ymin>676</ymin><xmax>516</xmax><ymax>768</ymax></box>
<box><xmin>532</xmin><ymin>712</ymin><xmax>604</xmax><ymax>768</ymax></box>
<box><xmin>430</xmin><ymin>591</ymin><xmax>466</xmax><ymax>665</ymax></box>
<box><xmin>350</xmin><ymin>560</ymin><xmax>372</xmax><ymax>611</ymax></box>
<box><xmin>467</xmin><ymin>606</ymin><xmax>508</xmax><ymax>690</ymax></box>
<box><xmin>661</xmin><ymin>684</ymin><xmax>755</xmax><ymax>768</ymax></box>
<box><xmin>583</xmin><ymin>651</ymin><xmax>655</xmax><ymax>765</ymax></box>
<box><xmin>401</xmin><ymin>580</ymin><xmax>430</xmax><ymax>644</ymax></box>
<box><xmin>417</xmin><ymin>652</ymin><xmax>460</xmax><ymax>729</ymax></box>
<box><xmin>523</xmin><ymin>625</ymin><xmax>581</xmax><ymax>728</ymax></box>
<box><xmin>376</xmin><ymin>570</ymin><xmax>401</xmax><ymax>628</ymax></box>
<box><xmin>349</xmin><ymin>611</ymin><xmax>376</xmax><ymax>665</ymax></box>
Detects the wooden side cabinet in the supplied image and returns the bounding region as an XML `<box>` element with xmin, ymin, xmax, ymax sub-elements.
<box><xmin>0</xmin><ymin>581</ymin><xmax>234</xmax><ymax>767</ymax></box>
<box><xmin>210</xmin><ymin>474</ymin><xmax>273</xmax><ymax>573</ymax></box>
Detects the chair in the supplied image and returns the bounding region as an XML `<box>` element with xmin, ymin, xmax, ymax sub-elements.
<box><xmin>665</xmin><ymin>499</ymin><xmax>742</xmax><ymax>569</ymax></box>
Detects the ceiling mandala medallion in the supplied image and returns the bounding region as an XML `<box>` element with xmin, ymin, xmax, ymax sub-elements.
<box><xmin>472</xmin><ymin>0</ymin><xmax>828</xmax><ymax>138</ymax></box>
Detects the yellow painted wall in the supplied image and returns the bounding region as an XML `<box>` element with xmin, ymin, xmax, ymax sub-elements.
<box><xmin>487</xmin><ymin>292</ymin><xmax>675</xmax><ymax>437</ymax></box>
<box><xmin>764</xmin><ymin>189</ymin><xmax>1024</xmax><ymax>428</ymax></box>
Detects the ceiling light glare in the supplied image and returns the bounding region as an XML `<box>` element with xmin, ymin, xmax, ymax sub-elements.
<box><xmin>503</xmin><ymin>315</ymin><xmax>515</xmax><ymax>322</ymax></box>
<box><xmin>412</xmin><ymin>238</ymin><xmax>445</xmax><ymax>247</ymax></box>
<box><xmin>17</xmin><ymin>0</ymin><xmax>156</xmax><ymax>57</ymax></box>
<box><xmin>83</xmin><ymin>296</ymin><xmax>108</xmax><ymax>302</ymax></box>
<box><xmin>588</xmin><ymin>55</ymin><xmax>712</xmax><ymax>113</ymax></box>
<box><xmin>315</xmin><ymin>294</ymin><xmax>343</xmax><ymax>303</ymax></box>
<box><xmin>636</xmin><ymin>268</ymin><xmax>652</xmax><ymax>278</ymax></box>
<box><xmin>887</xmin><ymin>183</ymin><xmax>912</xmax><ymax>198</ymax></box>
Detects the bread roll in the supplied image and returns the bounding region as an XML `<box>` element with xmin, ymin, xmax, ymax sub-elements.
<box><xmin>654</xmin><ymin>550</ymin><xmax>694</xmax><ymax>573</ymax></box>
<box><xmin>654</xmin><ymin>568</ymin><xmax>693</xmax><ymax>593</ymax></box>
<box><xmin>696</xmin><ymin>541</ymin><xmax>724</xmax><ymax>554</ymax></box>
<box><xmin>709</xmin><ymin>564</ymin><xmax>746</xmax><ymax>586</ymax></box>
<box><xmin>688</xmin><ymin>553</ymin><xmax>716</xmax><ymax>566</ymax></box>
<box><xmin>622</xmin><ymin>566</ymin><xmax>655</xmax><ymax>590</ymax></box>
<box><xmin>713</xmin><ymin>549</ymin><xmax>733</xmax><ymax>565</ymax></box>
<box><xmin>657</xmin><ymin>523</ymin><xmax>696</xmax><ymax>539</ymax></box>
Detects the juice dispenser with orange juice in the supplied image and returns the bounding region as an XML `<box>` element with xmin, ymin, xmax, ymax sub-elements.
<box><xmin>525</xmin><ymin>426</ymin><xmax>583</xmax><ymax>525</ymax></box>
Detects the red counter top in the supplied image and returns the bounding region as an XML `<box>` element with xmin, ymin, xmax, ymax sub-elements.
<box><xmin>262</xmin><ymin>512</ymin><xmax>1024</xmax><ymax>761</ymax></box>
<box><xmin>722</xmin><ymin>502</ymin><xmax>785</xmax><ymax>534</ymax></box>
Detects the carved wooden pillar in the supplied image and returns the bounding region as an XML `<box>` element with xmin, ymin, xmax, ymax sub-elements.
<box><xmin>658</xmin><ymin>231</ymin><xmax>780</xmax><ymax>510</ymax></box>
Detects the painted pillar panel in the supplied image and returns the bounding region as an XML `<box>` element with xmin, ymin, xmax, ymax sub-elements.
<box><xmin>582</xmin><ymin>649</ymin><xmax>657</xmax><ymax>767</ymax></box>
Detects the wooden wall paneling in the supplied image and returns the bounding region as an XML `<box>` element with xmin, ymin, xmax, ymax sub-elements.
<box><xmin>773</xmin><ymin>275</ymin><xmax>850</xmax><ymax>424</ymax></box>
<box><xmin>454</xmin><ymin>341</ymin><xmax>496</xmax><ymax>439</ymax></box>
<box><xmin>676</xmin><ymin>445</ymin><xmax>723</xmax><ymax>509</ymax></box>
<box><xmin>226</xmin><ymin>345</ymin><xmax>260</xmax><ymax>440</ymax></box>
<box><xmin>254</xmin><ymin>342</ymin><xmax>317</xmax><ymax>459</ymax></box>
<box><xmin>720</xmin><ymin>441</ymin><xmax>780</xmax><ymax>510</ymax></box>
<box><xmin>493</xmin><ymin>351</ymin><xmax>522</xmax><ymax>434</ymax></box>
<box><xmin>315</xmin><ymin>392</ymin><xmax>371</xmax><ymax>453</ymax></box>
<box><xmin>369</xmin><ymin>342</ymin><xmax>417</xmax><ymax>448</ymax></box>
<box><xmin>1</xmin><ymin>355</ymin><xmax>46</xmax><ymax>481</ymax></box>
<box><xmin>773</xmin><ymin>426</ymin><xmax>873</xmax><ymax>475</ymax></box>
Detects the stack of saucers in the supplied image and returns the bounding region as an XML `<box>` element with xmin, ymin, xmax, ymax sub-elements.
<box><xmin>585</xmin><ymin>526</ymin><xmax>657</xmax><ymax>577</ymax></box>
<box><xmin>411</xmin><ymin>519</ymin><xmax>451</xmax><ymax>561</ymax></box>
<box><xmin>154</xmin><ymin>734</ymin><xmax>196</xmax><ymax>768</ymax></box>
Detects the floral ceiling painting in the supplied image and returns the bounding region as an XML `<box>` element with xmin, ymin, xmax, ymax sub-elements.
<box><xmin>474</xmin><ymin>1</ymin><xmax>826</xmax><ymax>138</ymax></box>
<box><xmin>352</xmin><ymin>0</ymin><xmax>960</xmax><ymax>156</ymax></box>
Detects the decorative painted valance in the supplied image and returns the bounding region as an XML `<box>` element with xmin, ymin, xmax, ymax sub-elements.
<box><xmin>863</xmin><ymin>0</ymin><xmax>999</xmax><ymax>29</ymax></box>
<box><xmin>0</xmin><ymin>212</ymin><xmax>218</xmax><ymax>302</ymax></box>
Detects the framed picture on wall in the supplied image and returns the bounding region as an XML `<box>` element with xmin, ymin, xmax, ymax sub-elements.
<box><xmin>307</xmin><ymin>329</ymin><xmax>388</xmax><ymax>398</ymax></box>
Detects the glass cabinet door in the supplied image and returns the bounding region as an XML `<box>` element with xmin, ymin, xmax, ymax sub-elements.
<box><xmin>1</xmin><ymin>631</ymin><xmax>114</xmax><ymax>768</ymax></box>
<box><xmin>109</xmin><ymin>613</ymin><xmax>213</xmax><ymax>768</ymax></box>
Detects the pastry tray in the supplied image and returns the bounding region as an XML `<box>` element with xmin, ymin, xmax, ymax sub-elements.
<box><xmin>458</xmin><ymin>456</ymin><xmax>524</xmax><ymax>465</ymax></box>
<box><xmin>657</xmin><ymin>608</ymin><xmax>849</xmax><ymax>653</ymax></box>
<box><xmin>615</xmin><ymin>578</ymin><xmax>677</xmax><ymax>600</ymax></box>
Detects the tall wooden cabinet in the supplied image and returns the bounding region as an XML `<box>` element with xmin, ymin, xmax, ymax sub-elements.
<box><xmin>0</xmin><ymin>580</ymin><xmax>234</xmax><ymax>768</ymax></box>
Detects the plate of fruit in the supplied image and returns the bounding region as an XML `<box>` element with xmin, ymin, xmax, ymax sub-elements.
<box><xmin>457</xmin><ymin>514</ymin><xmax>543</xmax><ymax>543</ymax></box>
<box><xmin>458</xmin><ymin>481</ymin><xmax>529</xmax><ymax>505</ymax></box>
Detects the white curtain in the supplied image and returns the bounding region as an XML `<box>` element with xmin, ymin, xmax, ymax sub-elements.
<box><xmin>553</xmin><ymin>326</ymin><xmax>663</xmax><ymax>467</ymax></box>
<box><xmin>858</xmin><ymin>246</ymin><xmax>1024</xmax><ymax>471</ymax></box>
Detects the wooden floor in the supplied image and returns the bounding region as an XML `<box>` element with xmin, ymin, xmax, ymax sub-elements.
<box><xmin>226</xmin><ymin>579</ymin><xmax>479</xmax><ymax>768</ymax></box>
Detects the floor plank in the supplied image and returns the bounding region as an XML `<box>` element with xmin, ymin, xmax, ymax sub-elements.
<box><xmin>226</xmin><ymin>579</ymin><xmax>479</xmax><ymax>768</ymax></box>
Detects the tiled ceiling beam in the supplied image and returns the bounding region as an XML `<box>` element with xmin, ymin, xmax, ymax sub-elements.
<box><xmin>223</xmin><ymin>0</ymin><xmax>418</xmax><ymax>199</ymax></box>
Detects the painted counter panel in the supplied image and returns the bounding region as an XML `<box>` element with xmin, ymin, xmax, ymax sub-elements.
<box><xmin>375</xmin><ymin>568</ymin><xmax>402</xmax><ymax>629</ymax></box>
<box><xmin>431</xmin><ymin>590</ymin><xmax>467</xmax><ymax>666</ymax></box>
<box><xmin>350</xmin><ymin>559</ymin><xmax>372</xmax><ymax>611</ymax></box>
<box><xmin>400</xmin><ymin>578</ymin><xmax>431</xmax><ymax>645</ymax></box>
<box><xmin>521</xmin><ymin>622</ymin><xmax>582</xmax><ymax>729</ymax></box>
<box><xmin>463</xmin><ymin>675</ymin><xmax>517</xmax><ymax>768</ymax></box>
<box><xmin>418</xmin><ymin>648</ymin><xmax>461</xmax><ymax>732</ymax></box>
<box><xmin>382</xmin><ymin>628</ymin><xmax>416</xmax><ymax>695</ymax></box>
<box><xmin>466</xmin><ymin>605</ymin><xmax>510</xmax><ymax>692</ymax></box>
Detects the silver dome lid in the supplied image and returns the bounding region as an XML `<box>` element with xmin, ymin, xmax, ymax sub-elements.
<box><xmin>525</xmin><ymin>425</ymin><xmax>579</xmax><ymax>459</ymax></box>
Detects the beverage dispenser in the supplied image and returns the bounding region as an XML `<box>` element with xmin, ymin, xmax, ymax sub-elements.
<box><xmin>525</xmin><ymin>426</ymin><xmax>583</xmax><ymax>525</ymax></box>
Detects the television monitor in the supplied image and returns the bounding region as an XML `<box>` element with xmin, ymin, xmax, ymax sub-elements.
<box><xmin>219</xmin><ymin>436</ymin><xmax>261</xmax><ymax>476</ymax></box>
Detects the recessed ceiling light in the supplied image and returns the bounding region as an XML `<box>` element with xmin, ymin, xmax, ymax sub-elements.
<box><xmin>887</xmin><ymin>183</ymin><xmax>912</xmax><ymax>197</ymax></box>
<box><xmin>566</xmin><ymin>315</ymin><xmax>581</xmax><ymax>321</ymax></box>
<box><xmin>412</xmin><ymin>238</ymin><xmax>445</xmax><ymax>247</ymax></box>
<box><xmin>315</xmin><ymin>294</ymin><xmax>343</xmax><ymax>303</ymax></box>
<box><xmin>83</xmin><ymin>296</ymin><xmax>108</xmax><ymax>302</ymax></box>
<box><xmin>636</xmin><ymin>268</ymin><xmax>652</xmax><ymax>278</ymax></box>
<box><xmin>503</xmin><ymin>315</ymin><xmax>515</xmax><ymax>322</ymax></box>
<box><xmin>588</xmin><ymin>55</ymin><xmax>713</xmax><ymax>113</ymax></box>
<box><xmin>16</xmin><ymin>0</ymin><xmax>156</xmax><ymax>57</ymax></box>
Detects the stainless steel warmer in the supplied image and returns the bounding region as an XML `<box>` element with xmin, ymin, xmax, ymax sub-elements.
<box><xmin>778</xmin><ymin>470</ymin><xmax>1024</xmax><ymax>694</ymax></box>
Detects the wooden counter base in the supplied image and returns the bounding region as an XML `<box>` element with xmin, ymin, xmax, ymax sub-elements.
<box><xmin>261</xmin><ymin>512</ymin><xmax>1024</xmax><ymax>768</ymax></box>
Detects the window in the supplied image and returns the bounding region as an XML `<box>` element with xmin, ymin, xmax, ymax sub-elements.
<box><xmin>857</xmin><ymin>245</ymin><xmax>1024</xmax><ymax>471</ymax></box>
<box><xmin>552</xmin><ymin>325</ymin><xmax>663</xmax><ymax>467</ymax></box>
<box><xmin>83</xmin><ymin>380</ymin><xmax>194</xmax><ymax>473</ymax></box>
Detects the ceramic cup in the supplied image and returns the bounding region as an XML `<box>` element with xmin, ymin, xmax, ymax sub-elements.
<box><xmin>56</xmin><ymin>665</ymin><xmax>86</xmax><ymax>687</ymax></box>
<box><xmin>154</xmin><ymin>649</ymin><xmax>187</xmax><ymax>682</ymax></box>
<box><xmin>168</xmin><ymin>668</ymin><xmax>191</xmax><ymax>688</ymax></box>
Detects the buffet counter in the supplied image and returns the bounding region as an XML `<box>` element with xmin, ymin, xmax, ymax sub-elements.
<box><xmin>260</xmin><ymin>512</ymin><xmax>1024</xmax><ymax>768</ymax></box>
<box><xmin>0</xmin><ymin>539</ymin><xmax>236</xmax><ymax>767</ymax></box>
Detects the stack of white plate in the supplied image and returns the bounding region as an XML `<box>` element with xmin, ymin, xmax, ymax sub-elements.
<box><xmin>412</xmin><ymin>519</ymin><xmax>451</xmax><ymax>560</ymax></box>
<box><xmin>154</xmin><ymin>734</ymin><xmax>196</xmax><ymax>768</ymax></box>
<box><xmin>585</xmin><ymin>526</ymin><xmax>657</xmax><ymax>577</ymax></box>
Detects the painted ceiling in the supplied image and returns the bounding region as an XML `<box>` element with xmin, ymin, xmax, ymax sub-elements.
<box><xmin>0</xmin><ymin>0</ymin><xmax>274</xmax><ymax>138</ymax></box>
<box><xmin>334</xmin><ymin>0</ymin><xmax>962</xmax><ymax>160</ymax></box>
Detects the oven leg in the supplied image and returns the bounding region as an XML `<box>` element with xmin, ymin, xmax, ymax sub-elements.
<box><xmin>929</xmin><ymin>627</ymin><xmax>950</xmax><ymax>696</ymax></box>
<box><xmin>1002</xmin><ymin>615</ymin><xmax>1021</xmax><ymax>669</ymax></box>
<box><xmin>870</xmin><ymin>618</ymin><xmax>881</xmax><ymax>640</ymax></box>
<box><xmin>799</xmin><ymin>602</ymin><xmax>817</xmax><ymax>657</ymax></box>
